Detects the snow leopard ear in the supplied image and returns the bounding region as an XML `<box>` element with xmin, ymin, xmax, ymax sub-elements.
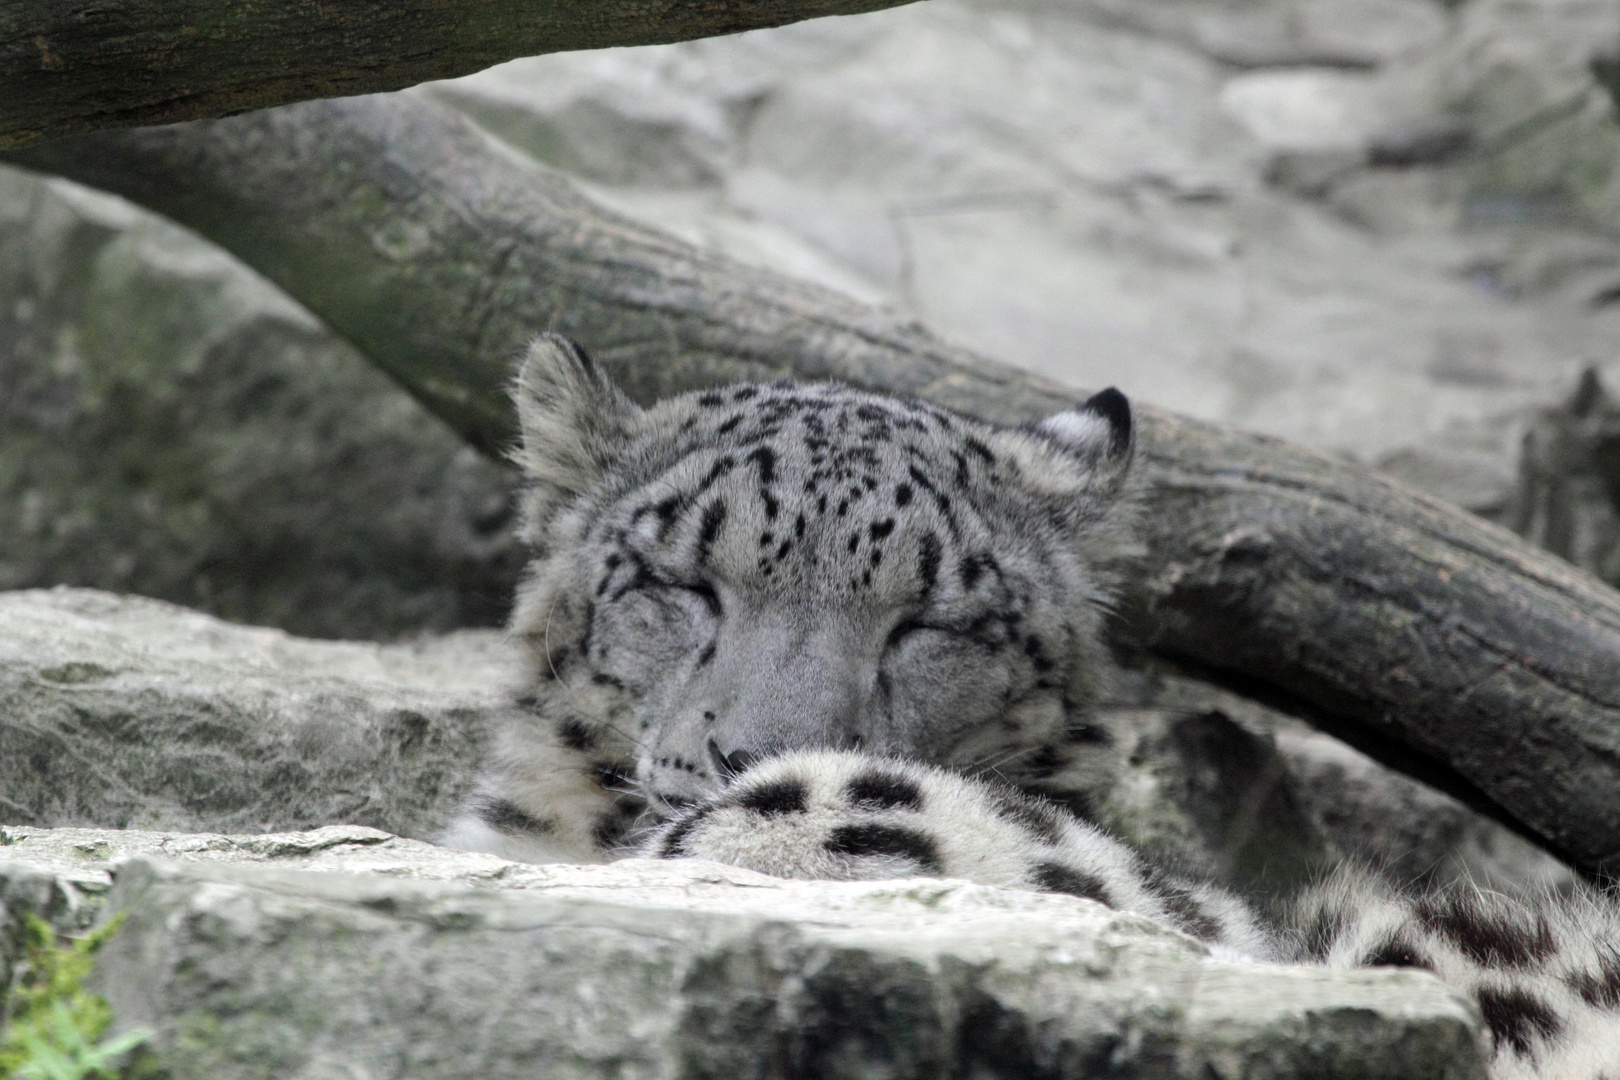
<box><xmin>1036</xmin><ymin>388</ymin><xmax>1133</xmax><ymax>484</ymax></box>
<box><xmin>511</xmin><ymin>334</ymin><xmax>642</xmax><ymax>509</ymax></box>
<box><xmin>988</xmin><ymin>387</ymin><xmax>1134</xmax><ymax>518</ymax></box>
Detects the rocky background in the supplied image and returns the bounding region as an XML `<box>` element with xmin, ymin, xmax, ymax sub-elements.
<box><xmin>0</xmin><ymin>824</ymin><xmax>1484</xmax><ymax>1079</ymax></box>
<box><xmin>0</xmin><ymin>179</ymin><xmax>523</xmax><ymax>641</ymax></box>
<box><xmin>7</xmin><ymin>0</ymin><xmax>1620</xmax><ymax>1071</ymax></box>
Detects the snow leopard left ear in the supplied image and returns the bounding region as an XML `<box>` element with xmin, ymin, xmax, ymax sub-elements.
<box><xmin>511</xmin><ymin>334</ymin><xmax>642</xmax><ymax>524</ymax></box>
<box><xmin>987</xmin><ymin>387</ymin><xmax>1134</xmax><ymax>514</ymax></box>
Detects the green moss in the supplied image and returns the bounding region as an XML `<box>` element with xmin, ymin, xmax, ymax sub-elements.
<box><xmin>0</xmin><ymin>915</ymin><xmax>152</xmax><ymax>1080</ymax></box>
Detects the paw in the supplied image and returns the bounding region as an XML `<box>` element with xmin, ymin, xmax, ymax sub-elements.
<box><xmin>646</xmin><ymin>749</ymin><xmax>1134</xmax><ymax>888</ymax></box>
<box><xmin>644</xmin><ymin>749</ymin><xmax>1274</xmax><ymax>956</ymax></box>
<box><xmin>648</xmin><ymin>749</ymin><xmax>1021</xmax><ymax>882</ymax></box>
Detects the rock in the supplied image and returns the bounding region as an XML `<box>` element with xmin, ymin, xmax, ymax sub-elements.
<box><xmin>9</xmin><ymin>0</ymin><xmax>1620</xmax><ymax>631</ymax></box>
<box><xmin>1504</xmin><ymin>366</ymin><xmax>1620</xmax><ymax>586</ymax></box>
<box><xmin>0</xmin><ymin>166</ymin><xmax>524</xmax><ymax>641</ymax></box>
<box><xmin>1073</xmin><ymin>0</ymin><xmax>1451</xmax><ymax>69</ymax></box>
<box><xmin>1087</xmin><ymin>663</ymin><xmax>1576</xmax><ymax>898</ymax></box>
<box><xmin>1039</xmin><ymin>657</ymin><xmax>1576</xmax><ymax>901</ymax></box>
<box><xmin>1409</xmin><ymin>0</ymin><xmax>1620</xmax><ymax>228</ymax></box>
<box><xmin>0</xmin><ymin>825</ymin><xmax>1486</xmax><ymax>1079</ymax></box>
<box><xmin>0</xmin><ymin>824</ymin><xmax>536</xmax><ymax>923</ymax></box>
<box><xmin>8</xmin><ymin>0</ymin><xmax>1620</xmax><ymax>629</ymax></box>
<box><xmin>0</xmin><ymin>587</ymin><xmax>508</xmax><ymax>838</ymax></box>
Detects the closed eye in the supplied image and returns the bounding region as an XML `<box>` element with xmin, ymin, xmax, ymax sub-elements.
<box><xmin>686</xmin><ymin>583</ymin><xmax>722</xmax><ymax>618</ymax></box>
<box><xmin>885</xmin><ymin>620</ymin><xmax>929</xmax><ymax>648</ymax></box>
<box><xmin>622</xmin><ymin>561</ymin><xmax>721</xmax><ymax>617</ymax></box>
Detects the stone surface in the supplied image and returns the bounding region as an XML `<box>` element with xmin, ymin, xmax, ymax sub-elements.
<box><xmin>0</xmin><ymin>587</ymin><xmax>509</xmax><ymax>838</ymax></box>
<box><xmin>0</xmin><ymin>825</ymin><xmax>1486</xmax><ymax>1079</ymax></box>
<box><xmin>1042</xmin><ymin>662</ymin><xmax>1575</xmax><ymax>902</ymax></box>
<box><xmin>0</xmin><ymin>585</ymin><xmax>1570</xmax><ymax>900</ymax></box>
<box><xmin>1121</xmin><ymin>667</ymin><xmax>1578</xmax><ymax>896</ymax></box>
<box><xmin>0</xmin><ymin>823</ymin><xmax>542</xmax><ymax>907</ymax></box>
<box><xmin>0</xmin><ymin>167</ymin><xmax>524</xmax><ymax>640</ymax></box>
<box><xmin>1504</xmin><ymin>366</ymin><xmax>1620</xmax><ymax>587</ymax></box>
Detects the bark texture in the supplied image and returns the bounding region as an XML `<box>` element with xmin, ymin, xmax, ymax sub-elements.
<box><xmin>0</xmin><ymin>0</ymin><xmax>918</xmax><ymax>150</ymax></box>
<box><xmin>11</xmin><ymin>95</ymin><xmax>1620</xmax><ymax>877</ymax></box>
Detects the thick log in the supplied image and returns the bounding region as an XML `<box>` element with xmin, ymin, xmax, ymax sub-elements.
<box><xmin>1128</xmin><ymin>414</ymin><xmax>1620</xmax><ymax>878</ymax></box>
<box><xmin>11</xmin><ymin>96</ymin><xmax>1620</xmax><ymax>877</ymax></box>
<box><xmin>0</xmin><ymin>0</ymin><xmax>918</xmax><ymax>150</ymax></box>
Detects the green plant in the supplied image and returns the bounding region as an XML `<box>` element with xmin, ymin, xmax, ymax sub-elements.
<box><xmin>0</xmin><ymin>915</ymin><xmax>152</xmax><ymax>1080</ymax></box>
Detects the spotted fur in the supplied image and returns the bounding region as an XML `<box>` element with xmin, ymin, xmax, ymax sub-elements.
<box><xmin>442</xmin><ymin>334</ymin><xmax>1620</xmax><ymax>1076</ymax></box>
<box><xmin>1296</xmin><ymin>864</ymin><xmax>1620</xmax><ymax>1077</ymax></box>
<box><xmin>645</xmin><ymin>749</ymin><xmax>1275</xmax><ymax>960</ymax></box>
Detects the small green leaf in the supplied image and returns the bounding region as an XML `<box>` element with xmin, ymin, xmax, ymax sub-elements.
<box><xmin>1</xmin><ymin>915</ymin><xmax>153</xmax><ymax>1079</ymax></box>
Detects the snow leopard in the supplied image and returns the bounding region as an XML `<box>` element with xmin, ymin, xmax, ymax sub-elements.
<box><xmin>443</xmin><ymin>333</ymin><xmax>1620</xmax><ymax>1077</ymax></box>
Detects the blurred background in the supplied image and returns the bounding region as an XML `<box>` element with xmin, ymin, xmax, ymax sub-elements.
<box><xmin>6</xmin><ymin>0</ymin><xmax>1620</xmax><ymax>641</ymax></box>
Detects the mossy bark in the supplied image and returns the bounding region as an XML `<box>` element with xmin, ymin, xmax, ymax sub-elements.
<box><xmin>0</xmin><ymin>1</ymin><xmax>920</xmax><ymax>149</ymax></box>
<box><xmin>11</xmin><ymin>95</ymin><xmax>1620</xmax><ymax>877</ymax></box>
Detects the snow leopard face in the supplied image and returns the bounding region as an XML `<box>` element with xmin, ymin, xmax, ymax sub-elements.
<box><xmin>493</xmin><ymin>335</ymin><xmax>1135</xmax><ymax>838</ymax></box>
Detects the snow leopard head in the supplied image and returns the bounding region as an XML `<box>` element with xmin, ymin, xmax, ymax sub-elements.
<box><xmin>507</xmin><ymin>334</ymin><xmax>1136</xmax><ymax>819</ymax></box>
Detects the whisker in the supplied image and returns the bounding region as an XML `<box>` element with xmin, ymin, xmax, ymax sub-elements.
<box><xmin>542</xmin><ymin>589</ymin><xmax>569</xmax><ymax>690</ymax></box>
<box><xmin>973</xmin><ymin>743</ymin><xmax>1043</xmax><ymax>782</ymax></box>
<box><xmin>545</xmin><ymin>697</ymin><xmax>657</xmax><ymax>756</ymax></box>
<box><xmin>966</xmin><ymin>742</ymin><xmax>1037</xmax><ymax>771</ymax></box>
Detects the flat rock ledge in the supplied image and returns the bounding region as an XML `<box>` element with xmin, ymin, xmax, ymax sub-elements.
<box><xmin>0</xmin><ymin>587</ymin><xmax>510</xmax><ymax>838</ymax></box>
<box><xmin>0</xmin><ymin>824</ymin><xmax>1484</xmax><ymax>1080</ymax></box>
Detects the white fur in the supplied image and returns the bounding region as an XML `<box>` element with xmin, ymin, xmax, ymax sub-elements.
<box><xmin>645</xmin><ymin>749</ymin><xmax>1279</xmax><ymax>962</ymax></box>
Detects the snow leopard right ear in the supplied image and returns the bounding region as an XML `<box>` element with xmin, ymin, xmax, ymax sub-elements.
<box><xmin>1029</xmin><ymin>387</ymin><xmax>1135</xmax><ymax>499</ymax></box>
<box><xmin>986</xmin><ymin>387</ymin><xmax>1134</xmax><ymax>527</ymax></box>
<box><xmin>511</xmin><ymin>334</ymin><xmax>642</xmax><ymax>508</ymax></box>
<box><xmin>1037</xmin><ymin>388</ymin><xmax>1132</xmax><ymax>467</ymax></box>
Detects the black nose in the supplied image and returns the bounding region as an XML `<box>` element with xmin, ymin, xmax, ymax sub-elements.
<box><xmin>707</xmin><ymin>738</ymin><xmax>757</xmax><ymax>782</ymax></box>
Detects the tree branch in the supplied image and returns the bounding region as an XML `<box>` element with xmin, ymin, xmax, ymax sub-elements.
<box><xmin>0</xmin><ymin>0</ymin><xmax>919</xmax><ymax>150</ymax></box>
<box><xmin>11</xmin><ymin>95</ymin><xmax>1620</xmax><ymax>878</ymax></box>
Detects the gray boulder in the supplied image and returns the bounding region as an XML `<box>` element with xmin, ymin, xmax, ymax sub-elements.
<box><xmin>0</xmin><ymin>167</ymin><xmax>523</xmax><ymax>641</ymax></box>
<box><xmin>0</xmin><ymin>587</ymin><xmax>504</xmax><ymax>838</ymax></box>
<box><xmin>1504</xmin><ymin>367</ymin><xmax>1620</xmax><ymax>588</ymax></box>
<box><xmin>8</xmin><ymin>0</ymin><xmax>1620</xmax><ymax>634</ymax></box>
<box><xmin>0</xmin><ymin>825</ymin><xmax>1486</xmax><ymax>1079</ymax></box>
